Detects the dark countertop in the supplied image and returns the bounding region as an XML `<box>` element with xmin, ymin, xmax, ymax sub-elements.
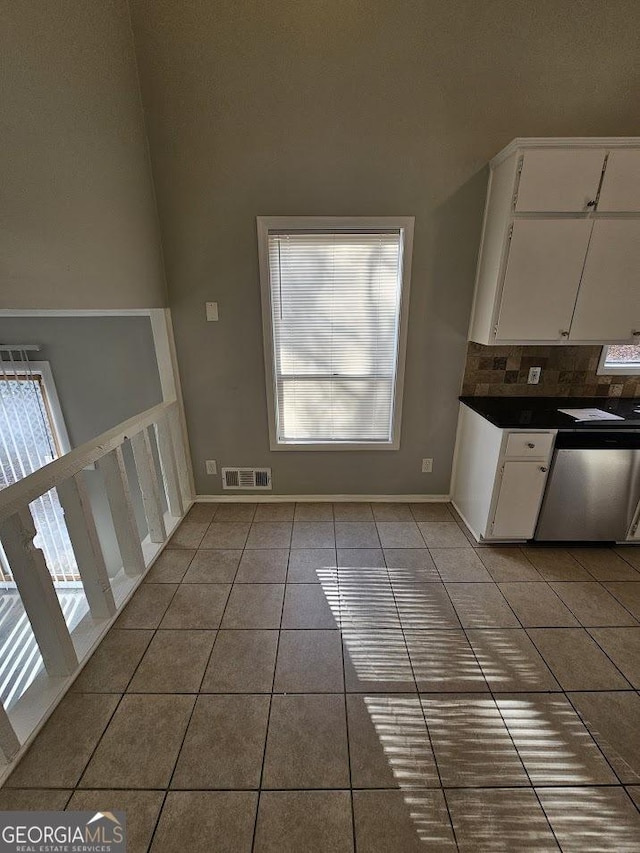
<box><xmin>459</xmin><ymin>396</ymin><xmax>640</xmax><ymax>430</ymax></box>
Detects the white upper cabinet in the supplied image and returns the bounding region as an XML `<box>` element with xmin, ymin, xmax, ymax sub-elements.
<box><xmin>569</xmin><ymin>220</ymin><xmax>640</xmax><ymax>341</ymax></box>
<box><xmin>469</xmin><ymin>138</ymin><xmax>640</xmax><ymax>345</ymax></box>
<box><xmin>496</xmin><ymin>220</ymin><xmax>592</xmax><ymax>341</ymax></box>
<box><xmin>515</xmin><ymin>149</ymin><xmax>605</xmax><ymax>212</ymax></box>
<box><xmin>597</xmin><ymin>150</ymin><xmax>640</xmax><ymax>211</ymax></box>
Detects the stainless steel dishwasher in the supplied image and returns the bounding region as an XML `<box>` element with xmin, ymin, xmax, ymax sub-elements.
<box><xmin>535</xmin><ymin>431</ymin><xmax>640</xmax><ymax>541</ymax></box>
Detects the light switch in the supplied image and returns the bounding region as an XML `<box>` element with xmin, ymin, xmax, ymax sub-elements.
<box><xmin>206</xmin><ymin>302</ymin><xmax>219</xmax><ymax>322</ymax></box>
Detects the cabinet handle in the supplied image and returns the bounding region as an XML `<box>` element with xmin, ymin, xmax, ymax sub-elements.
<box><xmin>559</xmin><ymin>330</ymin><xmax>569</xmax><ymax>338</ymax></box>
<box><xmin>527</xmin><ymin>442</ymin><xmax>536</xmax><ymax>449</ymax></box>
<box><xmin>539</xmin><ymin>466</ymin><xmax>548</xmax><ymax>473</ymax></box>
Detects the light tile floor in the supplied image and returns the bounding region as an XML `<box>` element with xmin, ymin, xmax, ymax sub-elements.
<box><xmin>0</xmin><ymin>589</ymin><xmax>88</xmax><ymax>708</ymax></box>
<box><xmin>2</xmin><ymin>501</ymin><xmax>640</xmax><ymax>852</ymax></box>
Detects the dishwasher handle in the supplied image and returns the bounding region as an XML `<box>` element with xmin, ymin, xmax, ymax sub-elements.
<box><xmin>555</xmin><ymin>431</ymin><xmax>640</xmax><ymax>451</ymax></box>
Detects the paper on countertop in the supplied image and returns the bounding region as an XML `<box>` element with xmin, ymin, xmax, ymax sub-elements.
<box><xmin>558</xmin><ymin>407</ymin><xmax>625</xmax><ymax>422</ymax></box>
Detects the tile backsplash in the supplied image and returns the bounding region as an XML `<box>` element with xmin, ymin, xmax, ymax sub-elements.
<box><xmin>461</xmin><ymin>343</ymin><xmax>640</xmax><ymax>398</ymax></box>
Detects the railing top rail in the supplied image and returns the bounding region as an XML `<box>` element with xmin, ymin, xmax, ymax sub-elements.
<box><xmin>0</xmin><ymin>401</ymin><xmax>176</xmax><ymax>523</ymax></box>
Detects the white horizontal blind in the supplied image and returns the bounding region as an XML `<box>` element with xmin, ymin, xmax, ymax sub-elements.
<box><xmin>268</xmin><ymin>231</ymin><xmax>404</xmax><ymax>443</ymax></box>
<box><xmin>0</xmin><ymin>366</ymin><xmax>80</xmax><ymax>584</ymax></box>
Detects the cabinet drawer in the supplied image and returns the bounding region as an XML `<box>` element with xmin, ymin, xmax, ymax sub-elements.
<box><xmin>504</xmin><ymin>432</ymin><xmax>554</xmax><ymax>459</ymax></box>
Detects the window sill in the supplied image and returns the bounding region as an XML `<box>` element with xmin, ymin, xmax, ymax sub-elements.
<box><xmin>597</xmin><ymin>364</ymin><xmax>640</xmax><ymax>376</ymax></box>
<box><xmin>270</xmin><ymin>440</ymin><xmax>400</xmax><ymax>452</ymax></box>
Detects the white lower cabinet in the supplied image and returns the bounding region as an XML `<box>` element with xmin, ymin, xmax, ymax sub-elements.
<box><xmin>491</xmin><ymin>460</ymin><xmax>550</xmax><ymax>539</ymax></box>
<box><xmin>627</xmin><ymin>499</ymin><xmax>640</xmax><ymax>541</ymax></box>
<box><xmin>452</xmin><ymin>403</ymin><xmax>556</xmax><ymax>542</ymax></box>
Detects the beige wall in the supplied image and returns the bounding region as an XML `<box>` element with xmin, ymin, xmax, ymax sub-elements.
<box><xmin>2</xmin><ymin>0</ymin><xmax>167</xmax><ymax>309</ymax></box>
<box><xmin>130</xmin><ymin>0</ymin><xmax>640</xmax><ymax>495</ymax></box>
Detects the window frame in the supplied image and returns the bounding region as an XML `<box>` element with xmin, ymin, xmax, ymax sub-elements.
<box><xmin>257</xmin><ymin>216</ymin><xmax>414</xmax><ymax>451</ymax></box>
<box><xmin>0</xmin><ymin>361</ymin><xmax>76</xmax><ymax>586</ymax></box>
<box><xmin>598</xmin><ymin>345</ymin><xmax>640</xmax><ymax>376</ymax></box>
<box><xmin>0</xmin><ymin>360</ymin><xmax>71</xmax><ymax>454</ymax></box>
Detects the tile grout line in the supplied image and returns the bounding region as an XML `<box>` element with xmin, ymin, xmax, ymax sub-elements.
<box><xmin>57</xmin><ymin>540</ymin><xmax>199</xmax><ymax>839</ymax></box>
<box><xmin>610</xmin><ymin>548</ymin><xmax>640</xmax><ymax>574</ymax></box>
<box><xmin>332</xmin><ymin>507</ymin><xmax>358</xmax><ymax>852</ymax></box>
<box><xmin>562</xmin><ymin>689</ymin><xmax>638</xmax><ymax>789</ymax></box>
<box><xmin>6</xmin><ymin>504</ymin><xmax>640</xmax><ymax>847</ymax></box>
<box><xmin>147</xmin><ymin>505</ymin><xmax>240</xmax><ymax>851</ymax></box>
<box><xmin>336</xmin><ymin>537</ymin><xmax>358</xmax><ymax>853</ymax></box>
<box><xmin>437</xmin><ymin>566</ymin><xmax>599</xmax><ymax>849</ymax></box>
<box><xmin>205</xmin><ymin>502</ymin><xmax>265</xmax><ymax>851</ymax></box>
<box><xmin>547</xmin><ymin>567</ymin><xmax>640</xmax><ymax>627</ymax></box>
<box><xmin>600</xmin><ymin>581</ymin><xmax>640</xmax><ymax>623</ymax></box>
<box><xmin>584</xmin><ymin>626</ymin><xmax>639</xmax><ymax>689</ymax></box>
<box><xmin>525</xmin><ymin>626</ymin><xmax>634</xmax><ymax>692</ymax></box>
<box><xmin>520</xmin><ymin>549</ymin><xmax>640</xmax><ymax>628</ymax></box>
<box><xmin>60</xmin><ymin>552</ymin><xmax>190</xmax><ymax>802</ymax></box>
<box><xmin>249</xmin><ymin>519</ymin><xmax>289</xmax><ymax>853</ymax></box>
<box><xmin>428</xmin><ymin>537</ymin><xmax>635</xmax><ymax>843</ymax></box>
<box><xmin>444</xmin><ymin>576</ymin><xmax>562</xmax><ymax>850</ymax></box>
<box><xmin>438</xmin><ymin>560</ymin><xmax>633</xmax><ymax>843</ymax></box>
<box><xmin>10</xmin><ymin>781</ymin><xmax>640</xmax><ymax>793</ymax></box>
<box><xmin>6</xmin><ymin>520</ymin><xmax>207</xmax><ymax>796</ymax></box>
<box><xmin>570</xmin><ymin>547</ymin><xmax>640</xmax><ymax>580</ymax></box>
<box><xmin>383</xmin><ymin>545</ymin><xmax>461</xmax><ymax>851</ymax></box>
<box><xmin>462</xmin><ymin>550</ymin><xmax>536</xmax><ymax>627</ymax></box>
<box><xmin>440</xmin><ymin>542</ymin><xmax>638</xmax><ymax>799</ymax></box>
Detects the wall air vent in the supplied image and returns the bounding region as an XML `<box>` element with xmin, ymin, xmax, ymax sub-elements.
<box><xmin>222</xmin><ymin>467</ymin><xmax>272</xmax><ymax>490</ymax></box>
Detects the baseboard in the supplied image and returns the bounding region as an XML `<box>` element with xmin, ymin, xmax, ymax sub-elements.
<box><xmin>194</xmin><ymin>494</ymin><xmax>452</xmax><ymax>503</ymax></box>
<box><xmin>450</xmin><ymin>499</ymin><xmax>482</xmax><ymax>543</ymax></box>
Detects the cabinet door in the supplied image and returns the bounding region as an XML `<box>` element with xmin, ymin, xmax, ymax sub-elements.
<box><xmin>627</xmin><ymin>497</ymin><xmax>640</xmax><ymax>541</ymax></box>
<box><xmin>515</xmin><ymin>149</ymin><xmax>605</xmax><ymax>212</ymax></box>
<box><xmin>597</xmin><ymin>150</ymin><xmax>640</xmax><ymax>212</ymax></box>
<box><xmin>491</xmin><ymin>460</ymin><xmax>549</xmax><ymax>539</ymax></box>
<box><xmin>569</xmin><ymin>220</ymin><xmax>640</xmax><ymax>341</ymax></box>
<box><xmin>496</xmin><ymin>220</ymin><xmax>592</xmax><ymax>341</ymax></box>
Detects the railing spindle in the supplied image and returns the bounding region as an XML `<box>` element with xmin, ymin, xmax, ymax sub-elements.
<box><xmin>97</xmin><ymin>445</ymin><xmax>145</xmax><ymax>578</ymax></box>
<box><xmin>0</xmin><ymin>704</ymin><xmax>20</xmax><ymax>764</ymax></box>
<box><xmin>57</xmin><ymin>473</ymin><xmax>116</xmax><ymax>619</ymax></box>
<box><xmin>0</xmin><ymin>400</ymin><xmax>193</xmax><ymax>777</ymax></box>
<box><xmin>131</xmin><ymin>427</ymin><xmax>166</xmax><ymax>544</ymax></box>
<box><xmin>0</xmin><ymin>508</ymin><xmax>78</xmax><ymax>676</ymax></box>
<box><xmin>155</xmin><ymin>416</ymin><xmax>184</xmax><ymax>517</ymax></box>
<box><xmin>168</xmin><ymin>406</ymin><xmax>192</xmax><ymax>507</ymax></box>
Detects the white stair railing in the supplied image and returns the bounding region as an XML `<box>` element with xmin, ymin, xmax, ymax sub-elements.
<box><xmin>0</xmin><ymin>400</ymin><xmax>190</xmax><ymax>766</ymax></box>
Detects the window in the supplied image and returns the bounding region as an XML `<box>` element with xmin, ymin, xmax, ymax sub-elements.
<box><xmin>599</xmin><ymin>344</ymin><xmax>640</xmax><ymax>375</ymax></box>
<box><xmin>257</xmin><ymin>217</ymin><xmax>413</xmax><ymax>449</ymax></box>
<box><xmin>0</xmin><ymin>361</ymin><xmax>77</xmax><ymax>585</ymax></box>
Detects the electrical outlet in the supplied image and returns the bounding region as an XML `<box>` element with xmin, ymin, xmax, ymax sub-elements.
<box><xmin>528</xmin><ymin>367</ymin><xmax>542</xmax><ymax>384</ymax></box>
<box><xmin>421</xmin><ymin>458</ymin><xmax>433</xmax><ymax>473</ymax></box>
<box><xmin>205</xmin><ymin>459</ymin><xmax>217</xmax><ymax>475</ymax></box>
<box><xmin>206</xmin><ymin>302</ymin><xmax>219</xmax><ymax>322</ymax></box>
